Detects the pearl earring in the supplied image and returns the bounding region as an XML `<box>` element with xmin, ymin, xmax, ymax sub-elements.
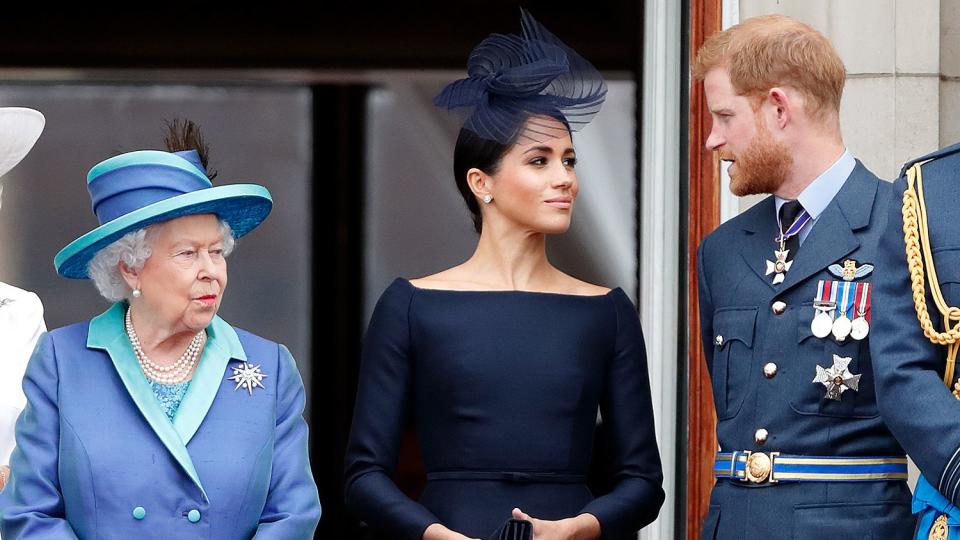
<box><xmin>132</xmin><ymin>288</ymin><xmax>142</xmax><ymax>299</ymax></box>
<box><xmin>483</xmin><ymin>194</ymin><xmax>493</xmax><ymax>204</ymax></box>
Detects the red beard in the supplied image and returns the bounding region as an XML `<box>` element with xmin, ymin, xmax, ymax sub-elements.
<box><xmin>724</xmin><ymin>119</ymin><xmax>793</xmax><ymax>197</ymax></box>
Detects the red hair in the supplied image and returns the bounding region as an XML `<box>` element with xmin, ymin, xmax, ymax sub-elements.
<box><xmin>693</xmin><ymin>15</ymin><xmax>846</xmax><ymax>121</ymax></box>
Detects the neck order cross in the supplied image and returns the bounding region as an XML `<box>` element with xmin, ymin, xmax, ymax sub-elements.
<box><xmin>765</xmin><ymin>200</ymin><xmax>811</xmax><ymax>285</ymax></box>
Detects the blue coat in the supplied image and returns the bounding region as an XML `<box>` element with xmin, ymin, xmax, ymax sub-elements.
<box><xmin>697</xmin><ymin>163</ymin><xmax>912</xmax><ymax>539</ymax></box>
<box><xmin>0</xmin><ymin>303</ymin><xmax>320</xmax><ymax>539</ymax></box>
<box><xmin>872</xmin><ymin>143</ymin><xmax>960</xmax><ymax>537</ymax></box>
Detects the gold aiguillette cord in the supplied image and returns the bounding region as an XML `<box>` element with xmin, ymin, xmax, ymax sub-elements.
<box><xmin>903</xmin><ymin>160</ymin><xmax>960</xmax><ymax>397</ymax></box>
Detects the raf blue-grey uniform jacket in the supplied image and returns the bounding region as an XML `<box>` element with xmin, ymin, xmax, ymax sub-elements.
<box><xmin>697</xmin><ymin>162</ymin><xmax>912</xmax><ymax>539</ymax></box>
<box><xmin>872</xmin><ymin>142</ymin><xmax>960</xmax><ymax>535</ymax></box>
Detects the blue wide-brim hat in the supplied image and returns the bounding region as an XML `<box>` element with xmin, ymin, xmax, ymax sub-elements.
<box><xmin>55</xmin><ymin>149</ymin><xmax>272</xmax><ymax>279</ymax></box>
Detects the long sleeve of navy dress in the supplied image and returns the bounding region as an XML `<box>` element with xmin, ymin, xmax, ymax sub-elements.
<box><xmin>344</xmin><ymin>278</ymin><xmax>664</xmax><ymax>540</ymax></box>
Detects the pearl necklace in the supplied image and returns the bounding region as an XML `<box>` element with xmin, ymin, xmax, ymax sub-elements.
<box><xmin>125</xmin><ymin>308</ymin><xmax>205</xmax><ymax>384</ymax></box>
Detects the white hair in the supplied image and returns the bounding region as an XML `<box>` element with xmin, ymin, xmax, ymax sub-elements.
<box><xmin>87</xmin><ymin>219</ymin><xmax>236</xmax><ymax>302</ymax></box>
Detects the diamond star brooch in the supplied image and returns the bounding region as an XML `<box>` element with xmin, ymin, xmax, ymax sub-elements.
<box><xmin>227</xmin><ymin>361</ymin><xmax>268</xmax><ymax>396</ymax></box>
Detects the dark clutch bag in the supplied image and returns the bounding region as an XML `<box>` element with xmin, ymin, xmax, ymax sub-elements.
<box><xmin>487</xmin><ymin>518</ymin><xmax>533</xmax><ymax>540</ymax></box>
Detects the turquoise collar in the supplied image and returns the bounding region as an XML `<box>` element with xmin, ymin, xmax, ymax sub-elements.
<box><xmin>87</xmin><ymin>302</ymin><xmax>246</xmax><ymax>500</ymax></box>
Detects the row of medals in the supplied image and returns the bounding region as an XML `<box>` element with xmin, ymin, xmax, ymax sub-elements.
<box><xmin>811</xmin><ymin>301</ymin><xmax>868</xmax><ymax>341</ymax></box>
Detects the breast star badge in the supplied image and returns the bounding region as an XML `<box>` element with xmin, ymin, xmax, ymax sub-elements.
<box><xmin>812</xmin><ymin>354</ymin><xmax>861</xmax><ymax>401</ymax></box>
<box><xmin>227</xmin><ymin>361</ymin><xmax>268</xmax><ymax>396</ymax></box>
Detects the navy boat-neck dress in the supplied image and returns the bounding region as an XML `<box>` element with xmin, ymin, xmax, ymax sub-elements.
<box><xmin>344</xmin><ymin>278</ymin><xmax>664</xmax><ymax>540</ymax></box>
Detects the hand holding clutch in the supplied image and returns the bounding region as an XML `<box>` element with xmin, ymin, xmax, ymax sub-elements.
<box><xmin>488</xmin><ymin>518</ymin><xmax>533</xmax><ymax>540</ymax></box>
<box><xmin>508</xmin><ymin>508</ymin><xmax>601</xmax><ymax>540</ymax></box>
<box><xmin>0</xmin><ymin>465</ymin><xmax>9</xmax><ymax>491</ymax></box>
<box><xmin>423</xmin><ymin>522</ymin><xmax>481</xmax><ymax>540</ymax></box>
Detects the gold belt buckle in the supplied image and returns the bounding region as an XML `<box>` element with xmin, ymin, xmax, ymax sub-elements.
<box><xmin>742</xmin><ymin>451</ymin><xmax>779</xmax><ymax>484</ymax></box>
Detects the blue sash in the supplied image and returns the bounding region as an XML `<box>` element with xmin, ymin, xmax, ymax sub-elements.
<box><xmin>914</xmin><ymin>474</ymin><xmax>960</xmax><ymax>539</ymax></box>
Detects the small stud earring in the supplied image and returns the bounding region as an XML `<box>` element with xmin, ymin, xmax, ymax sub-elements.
<box><xmin>132</xmin><ymin>288</ymin><xmax>142</xmax><ymax>299</ymax></box>
<box><xmin>483</xmin><ymin>194</ymin><xmax>493</xmax><ymax>204</ymax></box>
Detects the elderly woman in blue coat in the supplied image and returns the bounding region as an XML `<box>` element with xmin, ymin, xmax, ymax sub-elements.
<box><xmin>0</xmin><ymin>121</ymin><xmax>321</xmax><ymax>539</ymax></box>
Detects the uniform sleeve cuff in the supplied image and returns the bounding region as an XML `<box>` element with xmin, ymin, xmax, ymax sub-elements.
<box><xmin>941</xmin><ymin>446</ymin><xmax>960</xmax><ymax>505</ymax></box>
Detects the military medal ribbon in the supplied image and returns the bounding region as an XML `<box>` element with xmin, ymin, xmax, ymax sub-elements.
<box><xmin>775</xmin><ymin>209</ymin><xmax>812</xmax><ymax>244</ymax></box>
<box><xmin>832</xmin><ymin>281</ymin><xmax>854</xmax><ymax>341</ymax></box>
<box><xmin>850</xmin><ymin>282</ymin><xmax>871</xmax><ymax>340</ymax></box>
<box><xmin>812</xmin><ymin>279</ymin><xmax>836</xmax><ymax>339</ymax></box>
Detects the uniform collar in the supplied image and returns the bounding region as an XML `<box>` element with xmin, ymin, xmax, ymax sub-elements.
<box><xmin>775</xmin><ymin>149</ymin><xmax>855</xmax><ymax>221</ymax></box>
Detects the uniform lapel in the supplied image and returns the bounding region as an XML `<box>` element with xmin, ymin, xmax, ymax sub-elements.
<box><xmin>172</xmin><ymin>315</ymin><xmax>246</xmax><ymax>445</ymax></box>
<box><xmin>738</xmin><ymin>196</ymin><xmax>781</xmax><ymax>292</ymax></box>
<box><xmin>87</xmin><ymin>303</ymin><xmax>207</xmax><ymax>500</ymax></box>
<box><xmin>778</xmin><ymin>162</ymin><xmax>878</xmax><ymax>292</ymax></box>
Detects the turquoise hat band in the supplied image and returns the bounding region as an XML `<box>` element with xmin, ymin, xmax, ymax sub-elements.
<box><xmin>55</xmin><ymin>183</ymin><xmax>272</xmax><ymax>279</ymax></box>
<box><xmin>87</xmin><ymin>150</ymin><xmax>210</xmax><ymax>185</ymax></box>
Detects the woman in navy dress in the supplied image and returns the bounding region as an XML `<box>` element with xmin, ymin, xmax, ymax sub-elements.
<box><xmin>344</xmin><ymin>10</ymin><xmax>664</xmax><ymax>540</ymax></box>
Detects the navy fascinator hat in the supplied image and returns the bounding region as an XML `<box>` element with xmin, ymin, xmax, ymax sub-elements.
<box><xmin>434</xmin><ymin>8</ymin><xmax>607</xmax><ymax>145</ymax></box>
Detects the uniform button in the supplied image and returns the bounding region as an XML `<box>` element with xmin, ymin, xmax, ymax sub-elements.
<box><xmin>132</xmin><ymin>506</ymin><xmax>146</xmax><ymax>520</ymax></box>
<box><xmin>755</xmin><ymin>428</ymin><xmax>769</xmax><ymax>445</ymax></box>
<box><xmin>714</xmin><ymin>335</ymin><xmax>724</xmax><ymax>346</ymax></box>
<box><xmin>771</xmin><ymin>300</ymin><xmax>787</xmax><ymax>315</ymax></box>
<box><xmin>187</xmin><ymin>509</ymin><xmax>201</xmax><ymax>523</ymax></box>
<box><xmin>763</xmin><ymin>363</ymin><xmax>778</xmax><ymax>378</ymax></box>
